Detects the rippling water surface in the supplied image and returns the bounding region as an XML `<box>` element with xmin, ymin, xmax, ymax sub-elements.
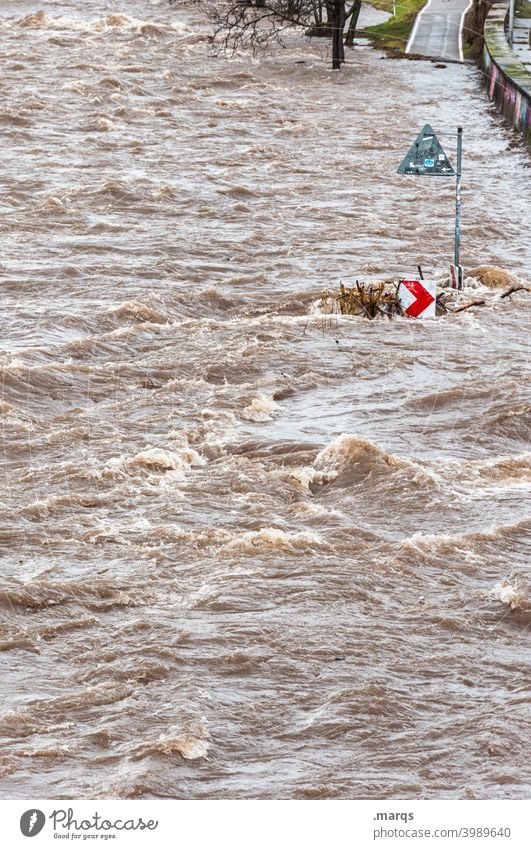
<box><xmin>0</xmin><ymin>0</ymin><xmax>530</xmax><ymax>799</ymax></box>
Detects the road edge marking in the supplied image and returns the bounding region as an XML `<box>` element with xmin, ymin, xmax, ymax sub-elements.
<box><xmin>405</xmin><ymin>0</ymin><xmax>434</xmax><ymax>54</ymax></box>
<box><xmin>459</xmin><ymin>0</ymin><xmax>474</xmax><ymax>62</ymax></box>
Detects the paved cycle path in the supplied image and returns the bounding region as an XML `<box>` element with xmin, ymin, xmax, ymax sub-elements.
<box><xmin>406</xmin><ymin>0</ymin><xmax>472</xmax><ymax>62</ymax></box>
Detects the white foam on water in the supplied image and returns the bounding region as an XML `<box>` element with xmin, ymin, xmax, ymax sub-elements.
<box><xmin>101</xmin><ymin>445</ymin><xmax>206</xmax><ymax>480</ymax></box>
<box><xmin>491</xmin><ymin>581</ymin><xmax>524</xmax><ymax>610</ymax></box>
<box><xmin>241</xmin><ymin>395</ymin><xmax>280</xmax><ymax>422</ymax></box>
<box><xmin>219</xmin><ymin>526</ymin><xmax>323</xmax><ymax>555</ymax></box>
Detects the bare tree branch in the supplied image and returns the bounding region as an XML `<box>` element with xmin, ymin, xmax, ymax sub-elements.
<box><xmin>170</xmin><ymin>1</ymin><xmax>357</xmax><ymax>68</ymax></box>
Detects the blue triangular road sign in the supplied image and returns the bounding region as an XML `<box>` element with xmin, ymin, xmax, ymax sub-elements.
<box><xmin>397</xmin><ymin>124</ymin><xmax>454</xmax><ymax>176</ymax></box>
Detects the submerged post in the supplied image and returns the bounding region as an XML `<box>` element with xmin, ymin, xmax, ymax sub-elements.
<box><xmin>454</xmin><ymin>127</ymin><xmax>463</xmax><ymax>288</ymax></box>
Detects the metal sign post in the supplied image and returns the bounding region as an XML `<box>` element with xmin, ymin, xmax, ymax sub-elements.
<box><xmin>397</xmin><ymin>124</ymin><xmax>464</xmax><ymax>290</ymax></box>
<box><xmin>453</xmin><ymin>127</ymin><xmax>463</xmax><ymax>288</ymax></box>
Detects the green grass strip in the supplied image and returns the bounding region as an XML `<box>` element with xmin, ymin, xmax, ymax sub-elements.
<box><xmin>362</xmin><ymin>0</ymin><xmax>428</xmax><ymax>53</ymax></box>
<box><xmin>515</xmin><ymin>0</ymin><xmax>531</xmax><ymax>18</ymax></box>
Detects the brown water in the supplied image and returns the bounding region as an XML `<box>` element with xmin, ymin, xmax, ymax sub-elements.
<box><xmin>0</xmin><ymin>0</ymin><xmax>530</xmax><ymax>800</ymax></box>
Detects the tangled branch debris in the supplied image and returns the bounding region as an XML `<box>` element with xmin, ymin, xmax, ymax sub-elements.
<box><xmin>319</xmin><ymin>281</ymin><xmax>450</xmax><ymax>319</ymax></box>
<box><xmin>500</xmin><ymin>285</ymin><xmax>531</xmax><ymax>299</ymax></box>
<box><xmin>317</xmin><ymin>279</ymin><xmax>530</xmax><ymax>321</ymax></box>
<box><xmin>321</xmin><ymin>281</ymin><xmax>404</xmax><ymax>319</ymax></box>
<box><xmin>452</xmin><ymin>299</ymin><xmax>486</xmax><ymax>313</ymax></box>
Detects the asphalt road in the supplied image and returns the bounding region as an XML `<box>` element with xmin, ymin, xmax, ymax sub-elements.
<box><xmin>406</xmin><ymin>0</ymin><xmax>472</xmax><ymax>61</ymax></box>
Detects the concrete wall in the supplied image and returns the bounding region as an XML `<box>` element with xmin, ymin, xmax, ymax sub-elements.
<box><xmin>481</xmin><ymin>2</ymin><xmax>531</xmax><ymax>145</ymax></box>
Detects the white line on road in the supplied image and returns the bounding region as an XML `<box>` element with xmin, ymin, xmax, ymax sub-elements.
<box><xmin>459</xmin><ymin>0</ymin><xmax>474</xmax><ymax>62</ymax></box>
<box><xmin>407</xmin><ymin>0</ymin><xmax>472</xmax><ymax>61</ymax></box>
<box><xmin>405</xmin><ymin>0</ymin><xmax>434</xmax><ymax>54</ymax></box>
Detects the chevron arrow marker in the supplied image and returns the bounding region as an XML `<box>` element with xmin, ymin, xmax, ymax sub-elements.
<box><xmin>398</xmin><ymin>279</ymin><xmax>436</xmax><ymax>318</ymax></box>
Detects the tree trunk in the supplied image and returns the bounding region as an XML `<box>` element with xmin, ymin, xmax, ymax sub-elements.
<box><xmin>312</xmin><ymin>0</ymin><xmax>323</xmax><ymax>27</ymax></box>
<box><xmin>332</xmin><ymin>0</ymin><xmax>344</xmax><ymax>69</ymax></box>
<box><xmin>344</xmin><ymin>0</ymin><xmax>362</xmax><ymax>47</ymax></box>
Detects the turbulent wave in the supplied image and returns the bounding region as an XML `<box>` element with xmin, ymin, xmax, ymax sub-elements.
<box><xmin>0</xmin><ymin>578</ymin><xmax>135</xmax><ymax>611</ymax></box>
<box><xmin>17</xmin><ymin>11</ymin><xmax>192</xmax><ymax>38</ymax></box>
<box><xmin>219</xmin><ymin>527</ymin><xmax>323</xmax><ymax>555</ymax></box>
<box><xmin>0</xmin><ymin>682</ymin><xmax>134</xmax><ymax>739</ymax></box>
<box><xmin>491</xmin><ymin>581</ymin><xmax>531</xmax><ymax>626</ymax></box>
<box><xmin>102</xmin><ymin>445</ymin><xmax>206</xmax><ymax>479</ymax></box>
<box><xmin>305</xmin><ymin>433</ymin><xmax>439</xmax><ymax>492</ymax></box>
<box><xmin>111</xmin><ymin>300</ymin><xmax>170</xmax><ymax>325</ymax></box>
<box><xmin>398</xmin><ymin>517</ymin><xmax>531</xmax><ymax>553</ymax></box>
<box><xmin>132</xmin><ymin>719</ymin><xmax>209</xmax><ymax>761</ymax></box>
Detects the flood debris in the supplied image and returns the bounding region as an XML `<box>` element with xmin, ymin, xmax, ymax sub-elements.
<box><xmin>319</xmin><ymin>280</ymin><xmax>449</xmax><ymax>320</ymax></box>
<box><xmin>467</xmin><ymin>265</ymin><xmax>517</xmax><ymax>288</ymax></box>
<box><xmin>500</xmin><ymin>285</ymin><xmax>531</xmax><ymax>299</ymax></box>
<box><xmin>314</xmin><ymin>274</ymin><xmax>529</xmax><ymax>321</ymax></box>
<box><xmin>452</xmin><ymin>299</ymin><xmax>487</xmax><ymax>313</ymax></box>
<box><xmin>326</xmin><ymin>281</ymin><xmax>404</xmax><ymax>319</ymax></box>
<box><xmin>433</xmin><ymin>291</ymin><xmax>453</xmax><ymax>315</ymax></box>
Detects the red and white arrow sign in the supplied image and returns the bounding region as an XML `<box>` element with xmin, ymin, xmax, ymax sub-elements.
<box><xmin>398</xmin><ymin>279</ymin><xmax>436</xmax><ymax>318</ymax></box>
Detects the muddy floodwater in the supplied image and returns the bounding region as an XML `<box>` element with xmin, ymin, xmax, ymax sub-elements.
<box><xmin>0</xmin><ymin>0</ymin><xmax>530</xmax><ymax>800</ymax></box>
